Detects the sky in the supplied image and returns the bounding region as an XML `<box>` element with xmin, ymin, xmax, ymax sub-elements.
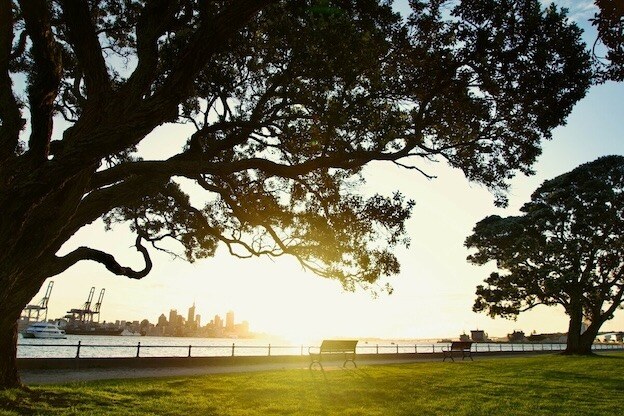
<box><xmin>25</xmin><ymin>0</ymin><xmax>624</xmax><ymax>343</ymax></box>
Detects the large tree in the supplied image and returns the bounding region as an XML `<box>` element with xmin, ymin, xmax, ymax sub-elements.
<box><xmin>466</xmin><ymin>156</ymin><xmax>624</xmax><ymax>355</ymax></box>
<box><xmin>0</xmin><ymin>0</ymin><xmax>591</xmax><ymax>388</ymax></box>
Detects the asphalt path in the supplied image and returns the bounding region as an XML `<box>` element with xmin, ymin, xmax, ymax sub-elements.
<box><xmin>19</xmin><ymin>352</ymin><xmax>552</xmax><ymax>385</ymax></box>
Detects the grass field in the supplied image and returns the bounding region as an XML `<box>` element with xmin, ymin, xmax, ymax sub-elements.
<box><xmin>2</xmin><ymin>353</ymin><xmax>623</xmax><ymax>415</ymax></box>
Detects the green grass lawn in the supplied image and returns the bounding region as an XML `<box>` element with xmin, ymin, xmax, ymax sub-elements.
<box><xmin>2</xmin><ymin>353</ymin><xmax>623</xmax><ymax>415</ymax></box>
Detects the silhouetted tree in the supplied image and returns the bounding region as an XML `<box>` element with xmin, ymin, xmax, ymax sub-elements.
<box><xmin>466</xmin><ymin>156</ymin><xmax>624</xmax><ymax>355</ymax></box>
<box><xmin>0</xmin><ymin>0</ymin><xmax>592</xmax><ymax>388</ymax></box>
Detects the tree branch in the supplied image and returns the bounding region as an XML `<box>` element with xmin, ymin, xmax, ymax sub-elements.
<box><xmin>142</xmin><ymin>0</ymin><xmax>276</xmax><ymax>113</ymax></box>
<box><xmin>518</xmin><ymin>302</ymin><xmax>545</xmax><ymax>313</ymax></box>
<box><xmin>19</xmin><ymin>0</ymin><xmax>62</xmax><ymax>162</ymax></box>
<box><xmin>51</xmin><ymin>236</ymin><xmax>152</xmax><ymax>279</ymax></box>
<box><xmin>0</xmin><ymin>0</ymin><xmax>23</xmax><ymax>162</ymax></box>
<box><xmin>600</xmin><ymin>283</ymin><xmax>624</xmax><ymax>320</ymax></box>
<box><xmin>63</xmin><ymin>175</ymin><xmax>167</xmax><ymax>245</ymax></box>
<box><xmin>58</xmin><ymin>0</ymin><xmax>111</xmax><ymax>100</ymax></box>
<box><xmin>91</xmin><ymin>146</ymin><xmax>413</xmax><ymax>191</ymax></box>
<box><xmin>123</xmin><ymin>0</ymin><xmax>178</xmax><ymax>98</ymax></box>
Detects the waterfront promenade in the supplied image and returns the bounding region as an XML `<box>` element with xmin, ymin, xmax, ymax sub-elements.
<box><xmin>18</xmin><ymin>338</ymin><xmax>624</xmax><ymax>385</ymax></box>
<box><xmin>18</xmin><ymin>349</ymin><xmax>579</xmax><ymax>385</ymax></box>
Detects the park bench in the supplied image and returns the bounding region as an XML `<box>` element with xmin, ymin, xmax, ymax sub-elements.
<box><xmin>309</xmin><ymin>339</ymin><xmax>358</xmax><ymax>370</ymax></box>
<box><xmin>442</xmin><ymin>341</ymin><xmax>473</xmax><ymax>362</ymax></box>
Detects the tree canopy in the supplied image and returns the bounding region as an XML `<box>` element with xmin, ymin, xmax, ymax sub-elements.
<box><xmin>0</xmin><ymin>0</ymin><xmax>593</xmax><ymax>387</ymax></box>
<box><xmin>466</xmin><ymin>156</ymin><xmax>624</xmax><ymax>354</ymax></box>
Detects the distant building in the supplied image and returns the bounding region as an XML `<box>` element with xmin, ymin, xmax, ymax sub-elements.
<box><xmin>235</xmin><ymin>321</ymin><xmax>250</xmax><ymax>337</ymax></box>
<box><xmin>459</xmin><ymin>333</ymin><xmax>470</xmax><ymax>342</ymax></box>
<box><xmin>226</xmin><ymin>311</ymin><xmax>235</xmax><ymax>331</ymax></box>
<box><xmin>187</xmin><ymin>303</ymin><xmax>196</xmax><ymax>325</ymax></box>
<box><xmin>507</xmin><ymin>331</ymin><xmax>526</xmax><ymax>343</ymax></box>
<box><xmin>169</xmin><ymin>309</ymin><xmax>178</xmax><ymax>325</ymax></box>
<box><xmin>471</xmin><ymin>330</ymin><xmax>488</xmax><ymax>342</ymax></box>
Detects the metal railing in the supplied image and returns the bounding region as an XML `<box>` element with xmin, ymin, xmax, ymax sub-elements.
<box><xmin>16</xmin><ymin>341</ymin><xmax>624</xmax><ymax>359</ymax></box>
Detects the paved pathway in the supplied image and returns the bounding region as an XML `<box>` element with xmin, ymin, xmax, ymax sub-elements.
<box><xmin>19</xmin><ymin>353</ymin><xmax>547</xmax><ymax>385</ymax></box>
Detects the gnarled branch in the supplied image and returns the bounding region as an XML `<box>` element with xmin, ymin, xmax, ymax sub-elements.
<box><xmin>51</xmin><ymin>236</ymin><xmax>152</xmax><ymax>279</ymax></box>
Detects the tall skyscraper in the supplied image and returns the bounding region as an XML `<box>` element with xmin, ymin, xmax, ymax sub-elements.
<box><xmin>226</xmin><ymin>310</ymin><xmax>234</xmax><ymax>330</ymax></box>
<box><xmin>187</xmin><ymin>303</ymin><xmax>196</xmax><ymax>325</ymax></box>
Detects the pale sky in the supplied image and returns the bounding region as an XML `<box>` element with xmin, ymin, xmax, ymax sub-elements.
<box><xmin>26</xmin><ymin>1</ymin><xmax>624</xmax><ymax>343</ymax></box>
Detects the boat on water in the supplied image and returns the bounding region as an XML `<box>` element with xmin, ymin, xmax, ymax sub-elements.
<box><xmin>63</xmin><ymin>324</ymin><xmax>124</xmax><ymax>336</ymax></box>
<box><xmin>120</xmin><ymin>328</ymin><xmax>143</xmax><ymax>336</ymax></box>
<box><xmin>21</xmin><ymin>322</ymin><xmax>67</xmax><ymax>339</ymax></box>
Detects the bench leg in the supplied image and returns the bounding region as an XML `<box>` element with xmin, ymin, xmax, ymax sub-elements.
<box><xmin>310</xmin><ymin>353</ymin><xmax>320</xmax><ymax>370</ymax></box>
<box><xmin>310</xmin><ymin>360</ymin><xmax>324</xmax><ymax>370</ymax></box>
<box><xmin>343</xmin><ymin>359</ymin><xmax>357</xmax><ymax>368</ymax></box>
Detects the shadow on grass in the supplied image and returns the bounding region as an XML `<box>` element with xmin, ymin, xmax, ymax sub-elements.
<box><xmin>593</xmin><ymin>352</ymin><xmax>624</xmax><ymax>360</ymax></box>
<box><xmin>0</xmin><ymin>389</ymin><xmax>86</xmax><ymax>415</ymax></box>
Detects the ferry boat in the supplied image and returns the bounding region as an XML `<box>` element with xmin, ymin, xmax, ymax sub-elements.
<box><xmin>22</xmin><ymin>322</ymin><xmax>67</xmax><ymax>339</ymax></box>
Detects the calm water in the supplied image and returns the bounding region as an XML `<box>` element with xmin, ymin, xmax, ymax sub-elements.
<box><xmin>15</xmin><ymin>335</ymin><xmax>605</xmax><ymax>359</ymax></box>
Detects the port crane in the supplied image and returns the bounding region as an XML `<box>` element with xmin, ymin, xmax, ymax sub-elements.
<box><xmin>66</xmin><ymin>287</ymin><xmax>107</xmax><ymax>323</ymax></box>
<box><xmin>21</xmin><ymin>280</ymin><xmax>54</xmax><ymax>322</ymax></box>
<box><xmin>63</xmin><ymin>287</ymin><xmax>122</xmax><ymax>335</ymax></box>
<box><xmin>93</xmin><ymin>288</ymin><xmax>105</xmax><ymax>323</ymax></box>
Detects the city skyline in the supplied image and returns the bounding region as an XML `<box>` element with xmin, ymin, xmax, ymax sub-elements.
<box><xmin>21</xmin><ymin>284</ymin><xmax>254</xmax><ymax>338</ymax></box>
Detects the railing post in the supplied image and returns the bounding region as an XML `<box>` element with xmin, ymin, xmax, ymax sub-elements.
<box><xmin>301</xmin><ymin>345</ymin><xmax>304</xmax><ymax>356</ymax></box>
<box><xmin>136</xmin><ymin>342</ymin><xmax>141</xmax><ymax>358</ymax></box>
<box><xmin>232</xmin><ymin>343</ymin><xmax>235</xmax><ymax>357</ymax></box>
<box><xmin>396</xmin><ymin>344</ymin><xmax>399</xmax><ymax>354</ymax></box>
<box><xmin>415</xmin><ymin>344</ymin><xmax>417</xmax><ymax>354</ymax></box>
<box><xmin>75</xmin><ymin>341</ymin><xmax>81</xmax><ymax>359</ymax></box>
<box><xmin>268</xmin><ymin>344</ymin><xmax>271</xmax><ymax>356</ymax></box>
<box><xmin>188</xmin><ymin>345</ymin><xmax>192</xmax><ymax>357</ymax></box>
<box><xmin>376</xmin><ymin>344</ymin><xmax>379</xmax><ymax>354</ymax></box>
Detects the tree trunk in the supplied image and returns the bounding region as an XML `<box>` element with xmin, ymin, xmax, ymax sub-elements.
<box><xmin>0</xmin><ymin>308</ymin><xmax>22</xmax><ymax>389</ymax></box>
<box><xmin>578</xmin><ymin>320</ymin><xmax>603</xmax><ymax>355</ymax></box>
<box><xmin>563</xmin><ymin>298</ymin><xmax>585</xmax><ymax>354</ymax></box>
<box><xmin>0</xmin><ymin>267</ymin><xmax>51</xmax><ymax>389</ymax></box>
